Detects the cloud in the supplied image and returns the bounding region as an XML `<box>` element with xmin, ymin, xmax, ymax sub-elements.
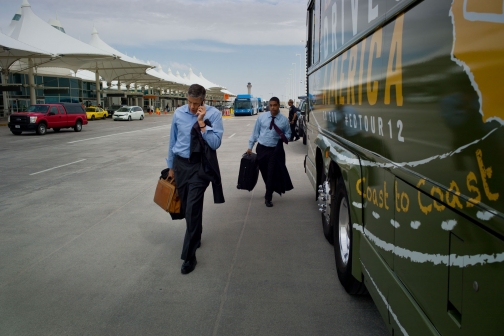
<box><xmin>2</xmin><ymin>0</ymin><xmax>306</xmax><ymax>48</ymax></box>
<box><xmin>166</xmin><ymin>42</ymin><xmax>236</xmax><ymax>53</ymax></box>
<box><xmin>169</xmin><ymin>61</ymin><xmax>191</xmax><ymax>72</ymax></box>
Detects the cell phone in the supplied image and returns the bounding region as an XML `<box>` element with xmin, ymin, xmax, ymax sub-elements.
<box><xmin>201</xmin><ymin>101</ymin><xmax>204</xmax><ymax>106</ymax></box>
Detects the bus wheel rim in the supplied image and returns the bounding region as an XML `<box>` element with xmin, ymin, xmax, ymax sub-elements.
<box><xmin>338</xmin><ymin>198</ymin><xmax>350</xmax><ymax>266</ymax></box>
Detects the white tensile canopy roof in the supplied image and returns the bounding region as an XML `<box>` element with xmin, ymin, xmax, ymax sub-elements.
<box><xmin>4</xmin><ymin>6</ymin><xmax>22</xmax><ymax>36</ymax></box>
<box><xmin>86</xmin><ymin>27</ymin><xmax>154</xmax><ymax>83</ymax></box>
<box><xmin>0</xmin><ymin>29</ymin><xmax>51</xmax><ymax>70</ymax></box>
<box><xmin>164</xmin><ymin>68</ymin><xmax>190</xmax><ymax>88</ymax></box>
<box><xmin>9</xmin><ymin>0</ymin><xmax>113</xmax><ymax>72</ymax></box>
<box><xmin>154</xmin><ymin>66</ymin><xmax>189</xmax><ymax>91</ymax></box>
<box><xmin>185</xmin><ymin>68</ymin><xmax>230</xmax><ymax>98</ymax></box>
<box><xmin>220</xmin><ymin>89</ymin><xmax>236</xmax><ymax>98</ymax></box>
<box><xmin>146</xmin><ymin>66</ymin><xmax>176</xmax><ymax>87</ymax></box>
<box><xmin>2</xmin><ymin>0</ymin><xmax>233</xmax><ymax>105</ymax></box>
<box><xmin>186</xmin><ymin>68</ymin><xmax>218</xmax><ymax>90</ymax></box>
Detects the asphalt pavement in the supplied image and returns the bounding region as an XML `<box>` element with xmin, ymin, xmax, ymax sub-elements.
<box><xmin>0</xmin><ymin>111</ymin><xmax>388</xmax><ymax>335</ymax></box>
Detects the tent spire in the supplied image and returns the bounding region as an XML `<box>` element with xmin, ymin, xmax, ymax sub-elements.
<box><xmin>21</xmin><ymin>0</ymin><xmax>30</xmax><ymax>8</ymax></box>
<box><xmin>48</xmin><ymin>12</ymin><xmax>65</xmax><ymax>33</ymax></box>
<box><xmin>13</xmin><ymin>7</ymin><xmax>22</xmax><ymax>19</ymax></box>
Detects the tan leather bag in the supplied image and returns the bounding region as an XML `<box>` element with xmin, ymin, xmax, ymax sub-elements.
<box><xmin>154</xmin><ymin>176</ymin><xmax>181</xmax><ymax>214</ymax></box>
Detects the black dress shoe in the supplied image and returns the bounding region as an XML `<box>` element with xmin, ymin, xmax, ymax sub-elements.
<box><xmin>181</xmin><ymin>257</ymin><xmax>197</xmax><ymax>274</ymax></box>
<box><xmin>196</xmin><ymin>241</ymin><xmax>201</xmax><ymax>249</ymax></box>
<box><xmin>295</xmin><ymin>137</ymin><xmax>300</xmax><ymax>141</ymax></box>
<box><xmin>265</xmin><ymin>200</ymin><xmax>273</xmax><ymax>207</ymax></box>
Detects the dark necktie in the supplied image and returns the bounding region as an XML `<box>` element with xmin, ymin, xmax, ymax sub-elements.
<box><xmin>269</xmin><ymin>116</ymin><xmax>289</xmax><ymax>144</ymax></box>
<box><xmin>269</xmin><ymin>116</ymin><xmax>276</xmax><ymax>130</ymax></box>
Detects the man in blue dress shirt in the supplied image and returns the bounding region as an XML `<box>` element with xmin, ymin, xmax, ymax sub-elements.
<box><xmin>247</xmin><ymin>97</ymin><xmax>291</xmax><ymax>207</ymax></box>
<box><xmin>167</xmin><ymin>84</ymin><xmax>224</xmax><ymax>274</ymax></box>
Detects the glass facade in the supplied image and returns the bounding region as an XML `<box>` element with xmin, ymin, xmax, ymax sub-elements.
<box><xmin>0</xmin><ymin>73</ymin><xmax>100</xmax><ymax>113</ymax></box>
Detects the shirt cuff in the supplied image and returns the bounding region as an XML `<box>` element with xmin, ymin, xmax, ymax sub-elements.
<box><xmin>201</xmin><ymin>126</ymin><xmax>213</xmax><ymax>136</ymax></box>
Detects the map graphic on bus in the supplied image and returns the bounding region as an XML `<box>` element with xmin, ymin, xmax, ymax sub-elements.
<box><xmin>451</xmin><ymin>0</ymin><xmax>504</xmax><ymax>124</ymax></box>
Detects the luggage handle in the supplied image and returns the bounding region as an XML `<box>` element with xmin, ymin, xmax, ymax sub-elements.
<box><xmin>163</xmin><ymin>175</ymin><xmax>176</xmax><ymax>186</ymax></box>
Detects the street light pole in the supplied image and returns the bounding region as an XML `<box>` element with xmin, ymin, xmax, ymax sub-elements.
<box><xmin>296</xmin><ymin>53</ymin><xmax>303</xmax><ymax>97</ymax></box>
<box><xmin>292</xmin><ymin>62</ymin><xmax>296</xmax><ymax>103</ymax></box>
<box><xmin>285</xmin><ymin>79</ymin><xmax>289</xmax><ymax>105</ymax></box>
<box><xmin>289</xmin><ymin>75</ymin><xmax>292</xmax><ymax>103</ymax></box>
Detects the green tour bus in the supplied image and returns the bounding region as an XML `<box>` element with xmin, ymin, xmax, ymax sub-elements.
<box><xmin>303</xmin><ymin>0</ymin><xmax>503</xmax><ymax>335</ymax></box>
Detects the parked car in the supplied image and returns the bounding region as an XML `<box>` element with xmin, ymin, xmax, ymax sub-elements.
<box><xmin>297</xmin><ymin>98</ymin><xmax>308</xmax><ymax>145</ymax></box>
<box><xmin>8</xmin><ymin>103</ymin><xmax>88</xmax><ymax>135</ymax></box>
<box><xmin>113</xmin><ymin>106</ymin><xmax>145</xmax><ymax>121</ymax></box>
<box><xmin>107</xmin><ymin>104</ymin><xmax>122</xmax><ymax>117</ymax></box>
<box><xmin>85</xmin><ymin>106</ymin><xmax>108</xmax><ymax>120</ymax></box>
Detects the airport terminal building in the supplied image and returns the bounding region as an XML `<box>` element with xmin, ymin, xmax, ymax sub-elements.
<box><xmin>0</xmin><ymin>1</ymin><xmax>234</xmax><ymax>116</ymax></box>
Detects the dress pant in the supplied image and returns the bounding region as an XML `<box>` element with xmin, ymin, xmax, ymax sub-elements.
<box><xmin>173</xmin><ymin>155</ymin><xmax>210</xmax><ymax>261</ymax></box>
<box><xmin>289</xmin><ymin>122</ymin><xmax>298</xmax><ymax>141</ymax></box>
<box><xmin>256</xmin><ymin>143</ymin><xmax>276</xmax><ymax>202</ymax></box>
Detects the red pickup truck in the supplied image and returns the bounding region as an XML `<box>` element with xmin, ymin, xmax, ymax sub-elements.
<box><xmin>8</xmin><ymin>103</ymin><xmax>88</xmax><ymax>135</ymax></box>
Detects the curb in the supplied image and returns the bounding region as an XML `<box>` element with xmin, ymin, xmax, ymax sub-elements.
<box><xmin>0</xmin><ymin>123</ymin><xmax>7</xmax><ymax>127</ymax></box>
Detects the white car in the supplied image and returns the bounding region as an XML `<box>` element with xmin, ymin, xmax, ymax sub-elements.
<box><xmin>113</xmin><ymin>106</ymin><xmax>145</xmax><ymax>121</ymax></box>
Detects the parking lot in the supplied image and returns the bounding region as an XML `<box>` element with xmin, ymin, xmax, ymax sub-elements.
<box><xmin>0</xmin><ymin>111</ymin><xmax>387</xmax><ymax>335</ymax></box>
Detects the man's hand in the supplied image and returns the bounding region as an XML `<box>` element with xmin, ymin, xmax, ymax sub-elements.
<box><xmin>196</xmin><ymin>105</ymin><xmax>206</xmax><ymax>122</ymax></box>
<box><xmin>168</xmin><ymin>169</ymin><xmax>175</xmax><ymax>180</ymax></box>
<box><xmin>246</xmin><ymin>149</ymin><xmax>252</xmax><ymax>155</ymax></box>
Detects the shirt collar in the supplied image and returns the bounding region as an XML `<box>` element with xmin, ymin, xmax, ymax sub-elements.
<box><xmin>182</xmin><ymin>104</ymin><xmax>197</xmax><ymax>116</ymax></box>
<box><xmin>268</xmin><ymin>112</ymin><xmax>281</xmax><ymax>119</ymax></box>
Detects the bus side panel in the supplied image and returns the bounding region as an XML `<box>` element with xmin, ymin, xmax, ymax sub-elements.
<box><xmin>305</xmin><ymin>155</ymin><xmax>317</xmax><ymax>192</ymax></box>
<box><xmin>305</xmin><ymin>122</ymin><xmax>318</xmax><ymax>191</ymax></box>
<box><xmin>395</xmin><ymin>179</ymin><xmax>462</xmax><ymax>335</ymax></box>
<box><xmin>360</xmin><ymin>235</ymin><xmax>440</xmax><ymax>336</ymax></box>
<box><xmin>450</xmin><ymin>219</ymin><xmax>504</xmax><ymax>335</ymax></box>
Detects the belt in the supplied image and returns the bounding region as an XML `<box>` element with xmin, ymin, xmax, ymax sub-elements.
<box><xmin>257</xmin><ymin>143</ymin><xmax>275</xmax><ymax>148</ymax></box>
<box><xmin>176</xmin><ymin>153</ymin><xmax>202</xmax><ymax>164</ymax></box>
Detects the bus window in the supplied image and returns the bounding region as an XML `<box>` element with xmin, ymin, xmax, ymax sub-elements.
<box><xmin>235</xmin><ymin>100</ymin><xmax>252</xmax><ymax>109</ymax></box>
<box><xmin>311</xmin><ymin>0</ymin><xmax>320</xmax><ymax>66</ymax></box>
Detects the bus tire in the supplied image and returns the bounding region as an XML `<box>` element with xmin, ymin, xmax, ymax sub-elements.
<box><xmin>319</xmin><ymin>169</ymin><xmax>334</xmax><ymax>245</ymax></box>
<box><xmin>333</xmin><ymin>177</ymin><xmax>367</xmax><ymax>295</ymax></box>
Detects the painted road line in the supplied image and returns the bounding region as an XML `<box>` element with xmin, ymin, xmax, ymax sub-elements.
<box><xmin>67</xmin><ymin>125</ymin><xmax>169</xmax><ymax>144</ymax></box>
<box><xmin>228</xmin><ymin>133</ymin><xmax>236</xmax><ymax>139</ymax></box>
<box><xmin>105</xmin><ymin>126</ymin><xmax>125</xmax><ymax>131</ymax></box>
<box><xmin>30</xmin><ymin>159</ymin><xmax>87</xmax><ymax>176</ymax></box>
<box><xmin>226</xmin><ymin>118</ymin><xmax>256</xmax><ymax>121</ymax></box>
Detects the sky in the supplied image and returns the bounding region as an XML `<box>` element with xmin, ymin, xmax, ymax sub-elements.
<box><xmin>0</xmin><ymin>0</ymin><xmax>308</xmax><ymax>101</ymax></box>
